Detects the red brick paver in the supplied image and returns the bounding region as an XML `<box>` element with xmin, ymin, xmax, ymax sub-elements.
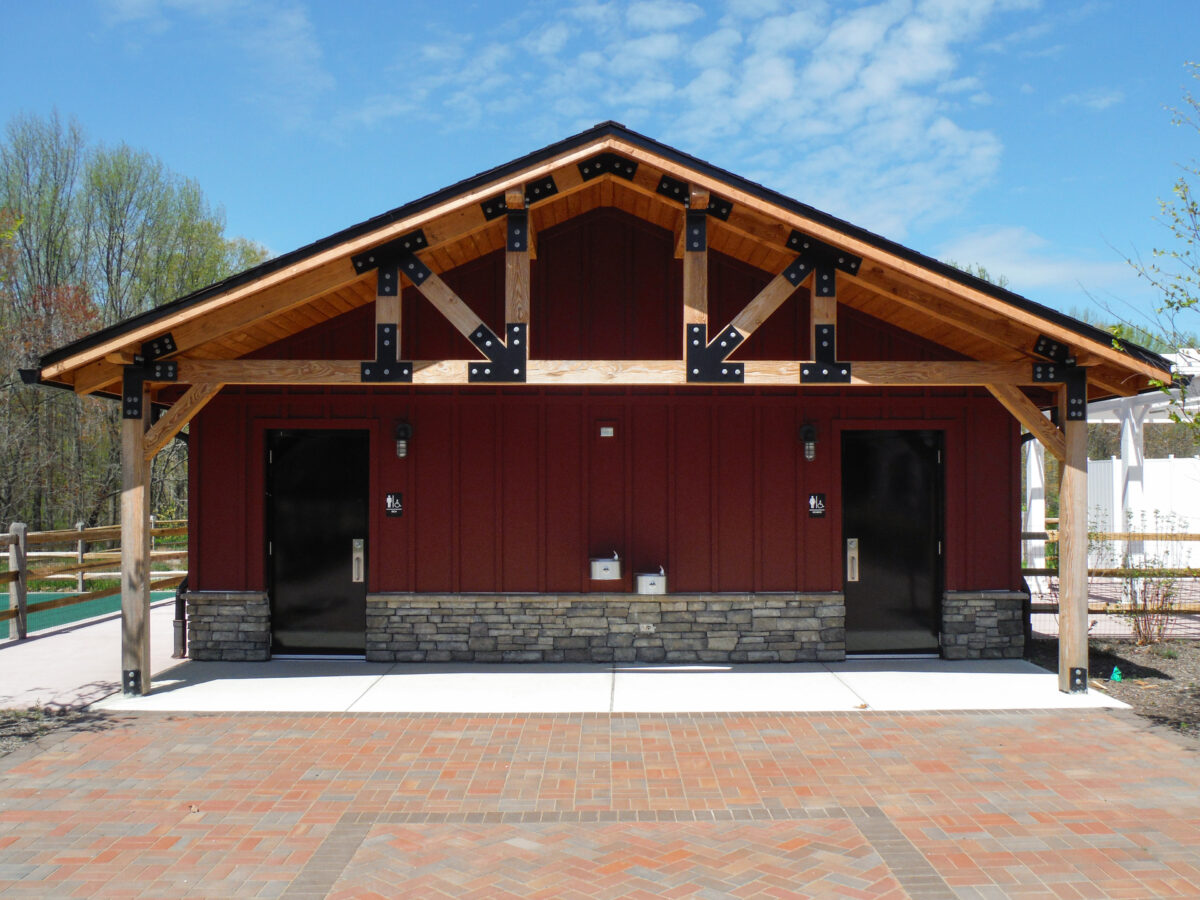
<box><xmin>1</xmin><ymin>709</ymin><xmax>1198</xmax><ymax>898</ymax></box>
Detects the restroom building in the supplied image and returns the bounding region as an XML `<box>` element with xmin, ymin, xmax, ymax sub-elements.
<box><xmin>29</xmin><ymin>122</ymin><xmax>1171</xmax><ymax>693</ymax></box>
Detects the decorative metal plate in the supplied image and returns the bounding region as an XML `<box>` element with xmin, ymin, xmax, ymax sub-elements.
<box><xmin>351</xmin><ymin>230</ymin><xmax>428</xmax><ymax>274</ymax></box>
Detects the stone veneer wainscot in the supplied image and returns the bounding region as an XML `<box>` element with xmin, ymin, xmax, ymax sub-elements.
<box><xmin>185</xmin><ymin>591</ymin><xmax>271</xmax><ymax>661</ymax></box>
<box><xmin>940</xmin><ymin>590</ymin><xmax>1027</xmax><ymax>659</ymax></box>
<box><xmin>364</xmin><ymin>593</ymin><xmax>845</xmax><ymax>664</ymax></box>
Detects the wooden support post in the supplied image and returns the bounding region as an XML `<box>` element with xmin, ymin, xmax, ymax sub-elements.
<box><xmin>505</xmin><ymin>188</ymin><xmax>531</xmax><ymax>326</ymax></box>
<box><xmin>1058</xmin><ymin>409</ymin><xmax>1089</xmax><ymax>692</ymax></box>
<box><xmin>376</xmin><ymin>278</ymin><xmax>400</xmax><ymax>334</ymax></box>
<box><xmin>810</xmin><ymin>294</ymin><xmax>836</xmax><ymax>360</ymax></box>
<box><xmin>683</xmin><ymin>187</ymin><xmax>709</xmax><ymax>356</ymax></box>
<box><xmin>7</xmin><ymin>522</ymin><xmax>28</xmax><ymax>640</ymax></box>
<box><xmin>121</xmin><ymin>382</ymin><xmax>152</xmax><ymax>696</ymax></box>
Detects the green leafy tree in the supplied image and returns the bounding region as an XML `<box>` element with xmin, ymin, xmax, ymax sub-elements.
<box><xmin>943</xmin><ymin>259</ymin><xmax>1010</xmax><ymax>289</ymax></box>
<box><xmin>0</xmin><ymin>112</ymin><xmax>268</xmax><ymax>529</ymax></box>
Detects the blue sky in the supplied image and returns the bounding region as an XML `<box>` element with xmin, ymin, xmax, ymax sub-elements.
<box><xmin>3</xmin><ymin>0</ymin><xmax>1197</xmax><ymax>331</ymax></box>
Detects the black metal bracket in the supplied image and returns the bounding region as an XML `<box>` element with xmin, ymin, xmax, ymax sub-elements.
<box><xmin>396</xmin><ymin>253</ymin><xmax>432</xmax><ymax>287</ymax></box>
<box><xmin>1032</xmin><ymin>362</ymin><xmax>1088</xmax><ymax>420</ymax></box>
<box><xmin>705</xmin><ymin>195</ymin><xmax>732</xmax><ymax>220</ymax></box>
<box><xmin>813</xmin><ymin>324</ymin><xmax>837</xmax><ymax>364</ymax></box>
<box><xmin>655</xmin><ymin>176</ymin><xmax>735</xmax><ymax>220</ymax></box>
<box><xmin>123</xmin><ymin>669</ymin><xmax>142</xmax><ymax>695</ymax></box>
<box><xmin>351</xmin><ymin>230</ymin><xmax>428</xmax><ymax>275</ymax></box>
<box><xmin>785</xmin><ymin>231</ymin><xmax>862</xmax><ymax>278</ymax></box>
<box><xmin>122</xmin><ymin>359</ymin><xmax>178</xmax><ymax>419</ymax></box>
<box><xmin>141</xmin><ymin>332</ymin><xmax>176</xmax><ymax>360</ymax></box>
<box><xmin>803</xmin><ymin>323</ymin><xmax>851</xmax><ymax>382</ymax></box>
<box><xmin>507</xmin><ymin>209</ymin><xmax>529</xmax><ymax>252</ymax></box>
<box><xmin>781</xmin><ymin>254</ymin><xmax>814</xmax><ymax>286</ymax></box>
<box><xmin>468</xmin><ymin>323</ymin><xmax>527</xmax><ymax>383</ymax></box>
<box><xmin>480</xmin><ymin>193</ymin><xmax>508</xmax><ymax>221</ymax></box>
<box><xmin>656</xmin><ymin>174</ymin><xmax>688</xmax><ymax>203</ymax></box>
<box><xmin>360</xmin><ymin>323</ymin><xmax>413</xmax><ymax>383</ymax></box>
<box><xmin>376</xmin><ymin>261</ymin><xmax>399</xmax><ymax>297</ymax></box>
<box><xmin>1069</xmin><ymin>667</ymin><xmax>1088</xmax><ymax>693</ymax></box>
<box><xmin>480</xmin><ymin>176</ymin><xmax>559</xmax><ymax>222</ymax></box>
<box><xmin>800</xmin><ymin>361</ymin><xmax>852</xmax><ymax>383</ymax></box>
<box><xmin>524</xmin><ymin>176</ymin><xmax>557</xmax><ymax>205</ymax></box>
<box><xmin>578</xmin><ymin>153</ymin><xmax>638</xmax><ymax>182</ymax></box>
<box><xmin>683</xmin><ymin>209</ymin><xmax>707</xmax><ymax>252</ymax></box>
<box><xmin>686</xmin><ymin>323</ymin><xmax>745</xmax><ymax>383</ymax></box>
<box><xmin>1033</xmin><ymin>334</ymin><xmax>1071</xmax><ymax>363</ymax></box>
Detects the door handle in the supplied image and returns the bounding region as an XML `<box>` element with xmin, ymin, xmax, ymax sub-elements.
<box><xmin>846</xmin><ymin>538</ymin><xmax>860</xmax><ymax>583</ymax></box>
<box><xmin>352</xmin><ymin>538</ymin><xmax>365</xmax><ymax>583</ymax></box>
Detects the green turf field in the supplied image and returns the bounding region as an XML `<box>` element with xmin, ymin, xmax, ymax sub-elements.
<box><xmin>1</xmin><ymin>591</ymin><xmax>177</xmax><ymax>639</ymax></box>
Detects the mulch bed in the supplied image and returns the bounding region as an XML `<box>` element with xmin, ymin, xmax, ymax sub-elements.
<box><xmin>1028</xmin><ymin>637</ymin><xmax>1200</xmax><ymax>745</ymax></box>
<box><xmin>0</xmin><ymin>706</ymin><xmax>95</xmax><ymax>758</ymax></box>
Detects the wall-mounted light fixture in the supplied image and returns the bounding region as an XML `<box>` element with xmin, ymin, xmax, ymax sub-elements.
<box><xmin>395</xmin><ymin>420</ymin><xmax>413</xmax><ymax>458</ymax></box>
<box><xmin>799</xmin><ymin>424</ymin><xmax>818</xmax><ymax>462</ymax></box>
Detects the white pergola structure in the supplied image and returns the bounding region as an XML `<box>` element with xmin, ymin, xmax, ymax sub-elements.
<box><xmin>1025</xmin><ymin>350</ymin><xmax>1199</xmax><ymax>578</ymax></box>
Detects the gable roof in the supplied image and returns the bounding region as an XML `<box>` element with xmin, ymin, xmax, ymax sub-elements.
<box><xmin>32</xmin><ymin>121</ymin><xmax>1171</xmax><ymax>399</ymax></box>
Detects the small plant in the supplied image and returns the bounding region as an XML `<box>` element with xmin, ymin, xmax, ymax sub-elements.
<box><xmin>1116</xmin><ymin>511</ymin><xmax>1182</xmax><ymax>645</ymax></box>
<box><xmin>1157</xmin><ymin>646</ymin><xmax>1180</xmax><ymax>659</ymax></box>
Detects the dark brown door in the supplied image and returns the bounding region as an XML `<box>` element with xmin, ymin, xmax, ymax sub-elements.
<box><xmin>841</xmin><ymin>430</ymin><xmax>943</xmax><ymax>654</ymax></box>
<box><xmin>267</xmin><ymin>430</ymin><xmax>369</xmax><ymax>654</ymax></box>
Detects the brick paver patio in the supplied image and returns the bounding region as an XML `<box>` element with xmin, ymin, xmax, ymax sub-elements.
<box><xmin>1</xmin><ymin>708</ymin><xmax>1199</xmax><ymax>898</ymax></box>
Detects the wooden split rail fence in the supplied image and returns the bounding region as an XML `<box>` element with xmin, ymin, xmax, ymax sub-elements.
<box><xmin>1</xmin><ymin>519</ymin><xmax>187</xmax><ymax>640</ymax></box>
<box><xmin>1022</xmin><ymin>526</ymin><xmax>1200</xmax><ymax>614</ymax></box>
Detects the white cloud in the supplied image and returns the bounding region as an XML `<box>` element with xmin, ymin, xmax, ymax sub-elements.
<box><xmin>936</xmin><ymin>226</ymin><xmax>1132</xmax><ymax>294</ymax></box>
<box><xmin>101</xmin><ymin>0</ymin><xmax>333</xmax><ymax>129</ymax></box>
<box><xmin>626</xmin><ymin>0</ymin><xmax>703</xmax><ymax>31</ymax></box>
<box><xmin>1062</xmin><ymin>89</ymin><xmax>1125</xmax><ymax>111</ymax></box>
<box><xmin>528</xmin><ymin>22</ymin><xmax>572</xmax><ymax>56</ymax></box>
<box><xmin>336</xmin><ymin>0</ymin><xmax>1044</xmax><ymax>236</ymax></box>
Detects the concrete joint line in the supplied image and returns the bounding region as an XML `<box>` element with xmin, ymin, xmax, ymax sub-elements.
<box><xmin>822</xmin><ymin>663</ymin><xmax>871</xmax><ymax>708</ymax></box>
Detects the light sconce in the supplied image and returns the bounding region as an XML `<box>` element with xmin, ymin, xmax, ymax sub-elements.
<box><xmin>395</xmin><ymin>420</ymin><xmax>413</xmax><ymax>458</ymax></box>
<box><xmin>799</xmin><ymin>424</ymin><xmax>817</xmax><ymax>462</ymax></box>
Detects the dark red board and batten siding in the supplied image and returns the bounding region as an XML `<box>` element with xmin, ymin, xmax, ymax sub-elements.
<box><xmin>189</xmin><ymin>209</ymin><xmax>1020</xmax><ymax>595</ymax></box>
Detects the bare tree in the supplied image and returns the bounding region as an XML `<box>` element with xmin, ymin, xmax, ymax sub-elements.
<box><xmin>0</xmin><ymin>112</ymin><xmax>268</xmax><ymax>529</ymax></box>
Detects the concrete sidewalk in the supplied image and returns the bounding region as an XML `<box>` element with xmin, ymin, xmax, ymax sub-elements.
<box><xmin>0</xmin><ymin>600</ymin><xmax>177</xmax><ymax>709</ymax></box>
<box><xmin>94</xmin><ymin>656</ymin><xmax>1125</xmax><ymax>713</ymax></box>
<box><xmin>3</xmin><ymin>601</ymin><xmax>1126</xmax><ymax>713</ymax></box>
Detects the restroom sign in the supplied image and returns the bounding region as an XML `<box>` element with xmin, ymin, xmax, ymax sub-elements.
<box><xmin>808</xmin><ymin>493</ymin><xmax>826</xmax><ymax>518</ymax></box>
<box><xmin>385</xmin><ymin>492</ymin><xmax>404</xmax><ymax>517</ymax></box>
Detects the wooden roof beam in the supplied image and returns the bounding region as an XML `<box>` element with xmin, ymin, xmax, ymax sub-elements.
<box><xmin>166</xmin><ymin>358</ymin><xmax>1039</xmax><ymax>387</ymax></box>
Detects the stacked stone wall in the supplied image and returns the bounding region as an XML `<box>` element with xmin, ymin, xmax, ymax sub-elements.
<box><xmin>941</xmin><ymin>591</ymin><xmax>1026</xmax><ymax>659</ymax></box>
<box><xmin>185</xmin><ymin>591</ymin><xmax>270</xmax><ymax>661</ymax></box>
<box><xmin>365</xmin><ymin>594</ymin><xmax>845</xmax><ymax>664</ymax></box>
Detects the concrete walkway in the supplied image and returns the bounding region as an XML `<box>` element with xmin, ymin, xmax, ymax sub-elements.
<box><xmin>0</xmin><ymin>600</ymin><xmax>177</xmax><ymax>709</ymax></box>
<box><xmin>96</xmin><ymin>656</ymin><xmax>1125</xmax><ymax>714</ymax></box>
<box><xmin>0</xmin><ymin>601</ymin><xmax>1126</xmax><ymax>714</ymax></box>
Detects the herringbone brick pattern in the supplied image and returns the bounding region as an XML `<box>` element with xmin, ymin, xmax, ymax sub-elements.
<box><xmin>0</xmin><ymin>709</ymin><xmax>1197</xmax><ymax>897</ymax></box>
<box><xmin>328</xmin><ymin>820</ymin><xmax>901</xmax><ymax>899</ymax></box>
